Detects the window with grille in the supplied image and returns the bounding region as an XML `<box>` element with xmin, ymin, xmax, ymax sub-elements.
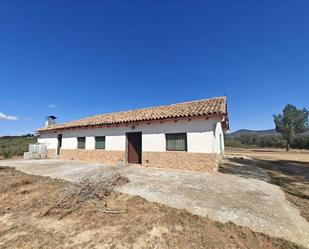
<box><xmin>77</xmin><ymin>137</ymin><xmax>86</xmax><ymax>149</ymax></box>
<box><xmin>95</xmin><ymin>136</ymin><xmax>105</xmax><ymax>149</ymax></box>
<box><xmin>166</xmin><ymin>133</ymin><xmax>187</xmax><ymax>151</ymax></box>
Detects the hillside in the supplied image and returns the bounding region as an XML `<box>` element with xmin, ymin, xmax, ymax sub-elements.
<box><xmin>0</xmin><ymin>135</ymin><xmax>37</xmax><ymax>159</ymax></box>
<box><xmin>226</xmin><ymin>129</ymin><xmax>309</xmax><ymax>149</ymax></box>
<box><xmin>228</xmin><ymin>129</ymin><xmax>309</xmax><ymax>137</ymax></box>
<box><xmin>228</xmin><ymin>129</ymin><xmax>277</xmax><ymax>137</ymax></box>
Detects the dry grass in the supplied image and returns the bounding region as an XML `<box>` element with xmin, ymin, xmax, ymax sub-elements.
<box><xmin>226</xmin><ymin>148</ymin><xmax>309</xmax><ymax>222</ymax></box>
<box><xmin>227</xmin><ymin>147</ymin><xmax>309</xmax><ymax>163</ymax></box>
<box><xmin>41</xmin><ymin>173</ymin><xmax>128</xmax><ymax>219</ymax></box>
<box><xmin>0</xmin><ymin>166</ymin><xmax>304</xmax><ymax>249</ymax></box>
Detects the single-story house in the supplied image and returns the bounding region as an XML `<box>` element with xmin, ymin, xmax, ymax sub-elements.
<box><xmin>37</xmin><ymin>96</ymin><xmax>229</xmax><ymax>172</ymax></box>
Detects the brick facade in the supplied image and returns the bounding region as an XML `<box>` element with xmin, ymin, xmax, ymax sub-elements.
<box><xmin>47</xmin><ymin>149</ymin><xmax>220</xmax><ymax>172</ymax></box>
<box><xmin>142</xmin><ymin>151</ymin><xmax>220</xmax><ymax>172</ymax></box>
<box><xmin>47</xmin><ymin>149</ymin><xmax>56</xmax><ymax>158</ymax></box>
<box><xmin>58</xmin><ymin>149</ymin><xmax>125</xmax><ymax>165</ymax></box>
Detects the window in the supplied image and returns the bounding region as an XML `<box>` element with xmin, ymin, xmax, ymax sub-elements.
<box><xmin>77</xmin><ymin>137</ymin><xmax>86</xmax><ymax>149</ymax></box>
<box><xmin>166</xmin><ymin>133</ymin><xmax>187</xmax><ymax>151</ymax></box>
<box><xmin>95</xmin><ymin>136</ymin><xmax>105</xmax><ymax>149</ymax></box>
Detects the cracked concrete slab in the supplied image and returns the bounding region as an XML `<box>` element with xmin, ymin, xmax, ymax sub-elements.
<box><xmin>1</xmin><ymin>159</ymin><xmax>308</xmax><ymax>248</ymax></box>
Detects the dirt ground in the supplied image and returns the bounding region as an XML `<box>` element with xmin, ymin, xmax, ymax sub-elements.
<box><xmin>2</xmin><ymin>159</ymin><xmax>309</xmax><ymax>247</ymax></box>
<box><xmin>225</xmin><ymin>148</ymin><xmax>309</xmax><ymax>222</ymax></box>
<box><xmin>0</xmin><ymin>166</ymin><xmax>304</xmax><ymax>249</ymax></box>
<box><xmin>226</xmin><ymin>147</ymin><xmax>309</xmax><ymax>163</ymax></box>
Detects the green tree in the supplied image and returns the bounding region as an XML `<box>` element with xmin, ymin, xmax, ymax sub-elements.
<box><xmin>273</xmin><ymin>104</ymin><xmax>309</xmax><ymax>151</ymax></box>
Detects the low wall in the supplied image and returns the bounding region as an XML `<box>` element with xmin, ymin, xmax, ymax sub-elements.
<box><xmin>47</xmin><ymin>149</ymin><xmax>56</xmax><ymax>158</ymax></box>
<box><xmin>47</xmin><ymin>149</ymin><xmax>220</xmax><ymax>172</ymax></box>
<box><xmin>142</xmin><ymin>151</ymin><xmax>220</xmax><ymax>172</ymax></box>
<box><xmin>59</xmin><ymin>149</ymin><xmax>125</xmax><ymax>165</ymax></box>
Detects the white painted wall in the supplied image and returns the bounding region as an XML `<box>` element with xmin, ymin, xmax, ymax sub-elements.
<box><xmin>86</xmin><ymin>137</ymin><xmax>95</xmax><ymax>150</ymax></box>
<box><xmin>38</xmin><ymin>118</ymin><xmax>225</xmax><ymax>155</ymax></box>
<box><xmin>38</xmin><ymin>133</ymin><xmax>58</xmax><ymax>149</ymax></box>
<box><xmin>213</xmin><ymin>121</ymin><xmax>224</xmax><ymax>153</ymax></box>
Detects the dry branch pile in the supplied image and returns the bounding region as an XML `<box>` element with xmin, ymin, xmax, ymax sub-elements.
<box><xmin>42</xmin><ymin>172</ymin><xmax>128</xmax><ymax>219</ymax></box>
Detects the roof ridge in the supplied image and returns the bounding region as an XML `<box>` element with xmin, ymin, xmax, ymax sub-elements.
<box><xmin>78</xmin><ymin>96</ymin><xmax>226</xmax><ymax>119</ymax></box>
<box><xmin>38</xmin><ymin>96</ymin><xmax>227</xmax><ymax>131</ymax></box>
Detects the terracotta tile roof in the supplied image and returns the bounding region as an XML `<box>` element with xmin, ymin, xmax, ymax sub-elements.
<box><xmin>38</xmin><ymin>96</ymin><xmax>228</xmax><ymax>132</ymax></box>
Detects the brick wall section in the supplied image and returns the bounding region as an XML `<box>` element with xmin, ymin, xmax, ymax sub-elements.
<box><xmin>59</xmin><ymin>149</ymin><xmax>125</xmax><ymax>165</ymax></box>
<box><xmin>48</xmin><ymin>149</ymin><xmax>220</xmax><ymax>172</ymax></box>
<box><xmin>142</xmin><ymin>151</ymin><xmax>220</xmax><ymax>172</ymax></box>
<box><xmin>47</xmin><ymin>149</ymin><xmax>56</xmax><ymax>158</ymax></box>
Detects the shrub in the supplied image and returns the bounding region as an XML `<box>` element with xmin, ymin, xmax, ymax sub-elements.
<box><xmin>225</xmin><ymin>134</ymin><xmax>309</xmax><ymax>149</ymax></box>
<box><xmin>0</xmin><ymin>135</ymin><xmax>37</xmax><ymax>159</ymax></box>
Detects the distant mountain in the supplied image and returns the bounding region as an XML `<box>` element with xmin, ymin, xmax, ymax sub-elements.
<box><xmin>227</xmin><ymin>129</ymin><xmax>277</xmax><ymax>137</ymax></box>
<box><xmin>228</xmin><ymin>129</ymin><xmax>309</xmax><ymax>137</ymax></box>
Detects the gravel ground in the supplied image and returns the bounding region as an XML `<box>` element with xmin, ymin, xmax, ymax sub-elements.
<box><xmin>1</xmin><ymin>159</ymin><xmax>309</xmax><ymax>248</ymax></box>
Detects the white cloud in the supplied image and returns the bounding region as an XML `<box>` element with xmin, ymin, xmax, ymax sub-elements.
<box><xmin>0</xmin><ymin>112</ymin><xmax>18</xmax><ymax>121</ymax></box>
<box><xmin>46</xmin><ymin>104</ymin><xmax>58</xmax><ymax>108</ymax></box>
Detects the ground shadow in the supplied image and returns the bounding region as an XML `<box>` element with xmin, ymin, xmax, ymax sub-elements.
<box><xmin>220</xmin><ymin>156</ymin><xmax>309</xmax><ymax>221</ymax></box>
<box><xmin>219</xmin><ymin>157</ymin><xmax>271</xmax><ymax>182</ymax></box>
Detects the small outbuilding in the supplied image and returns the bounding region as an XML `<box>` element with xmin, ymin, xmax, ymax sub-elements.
<box><xmin>37</xmin><ymin>96</ymin><xmax>229</xmax><ymax>172</ymax></box>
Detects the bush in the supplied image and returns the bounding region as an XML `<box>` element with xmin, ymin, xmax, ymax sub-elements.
<box><xmin>225</xmin><ymin>134</ymin><xmax>309</xmax><ymax>149</ymax></box>
<box><xmin>291</xmin><ymin>135</ymin><xmax>309</xmax><ymax>149</ymax></box>
<box><xmin>0</xmin><ymin>135</ymin><xmax>37</xmax><ymax>159</ymax></box>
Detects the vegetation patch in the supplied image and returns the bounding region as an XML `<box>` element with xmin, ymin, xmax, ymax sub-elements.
<box><xmin>225</xmin><ymin>133</ymin><xmax>309</xmax><ymax>150</ymax></box>
<box><xmin>0</xmin><ymin>134</ymin><xmax>37</xmax><ymax>159</ymax></box>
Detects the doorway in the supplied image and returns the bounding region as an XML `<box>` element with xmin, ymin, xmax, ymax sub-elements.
<box><xmin>57</xmin><ymin>134</ymin><xmax>62</xmax><ymax>155</ymax></box>
<box><xmin>126</xmin><ymin>132</ymin><xmax>142</xmax><ymax>164</ymax></box>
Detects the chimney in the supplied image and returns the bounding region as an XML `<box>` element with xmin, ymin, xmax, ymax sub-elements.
<box><xmin>45</xmin><ymin>115</ymin><xmax>57</xmax><ymax>128</ymax></box>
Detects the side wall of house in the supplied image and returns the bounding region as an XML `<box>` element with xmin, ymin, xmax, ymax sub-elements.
<box><xmin>38</xmin><ymin>118</ymin><xmax>224</xmax><ymax>172</ymax></box>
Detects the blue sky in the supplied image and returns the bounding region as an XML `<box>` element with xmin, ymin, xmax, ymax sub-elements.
<box><xmin>0</xmin><ymin>0</ymin><xmax>308</xmax><ymax>135</ymax></box>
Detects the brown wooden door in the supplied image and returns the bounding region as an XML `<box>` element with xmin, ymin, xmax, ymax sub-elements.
<box><xmin>127</xmin><ymin>132</ymin><xmax>142</xmax><ymax>164</ymax></box>
<box><xmin>57</xmin><ymin>134</ymin><xmax>62</xmax><ymax>155</ymax></box>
